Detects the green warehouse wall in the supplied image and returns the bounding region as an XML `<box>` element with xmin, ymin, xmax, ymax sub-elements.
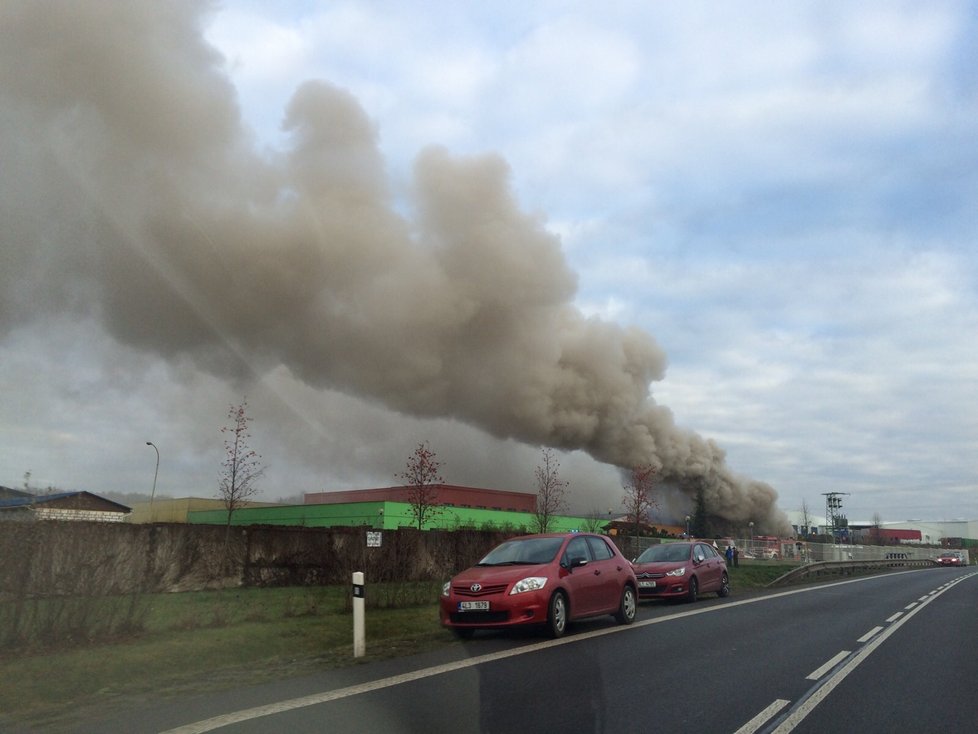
<box><xmin>188</xmin><ymin>501</ymin><xmax>600</xmax><ymax>533</ymax></box>
<box><xmin>188</xmin><ymin>502</ymin><xmax>388</xmax><ymax>528</ymax></box>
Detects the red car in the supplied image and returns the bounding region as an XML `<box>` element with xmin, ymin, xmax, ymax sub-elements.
<box><xmin>440</xmin><ymin>533</ymin><xmax>638</xmax><ymax>638</ymax></box>
<box><xmin>632</xmin><ymin>541</ymin><xmax>730</xmax><ymax>602</ymax></box>
<box><xmin>936</xmin><ymin>552</ymin><xmax>965</xmax><ymax>567</ymax></box>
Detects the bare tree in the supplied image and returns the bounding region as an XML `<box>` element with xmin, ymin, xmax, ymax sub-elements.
<box><xmin>532</xmin><ymin>447</ymin><xmax>568</xmax><ymax>533</ymax></box>
<box><xmin>21</xmin><ymin>470</ymin><xmax>59</xmax><ymax>498</ymax></box>
<box><xmin>621</xmin><ymin>465</ymin><xmax>659</xmax><ymax>539</ymax></box>
<box><xmin>579</xmin><ymin>509</ymin><xmax>608</xmax><ymax>533</ymax></box>
<box><xmin>399</xmin><ymin>441</ymin><xmax>444</xmax><ymax>530</ymax></box>
<box><xmin>799</xmin><ymin>499</ymin><xmax>813</xmax><ymax>538</ymax></box>
<box><xmin>871</xmin><ymin>512</ymin><xmax>884</xmax><ymax>545</ymax></box>
<box><xmin>218</xmin><ymin>400</ymin><xmax>264</xmax><ymax>528</ymax></box>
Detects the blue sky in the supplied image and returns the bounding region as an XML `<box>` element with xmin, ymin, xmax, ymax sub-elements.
<box><xmin>1</xmin><ymin>1</ymin><xmax>976</xmax><ymax>526</ymax></box>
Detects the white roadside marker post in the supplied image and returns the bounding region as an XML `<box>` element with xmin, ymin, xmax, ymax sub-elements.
<box><xmin>352</xmin><ymin>571</ymin><xmax>366</xmax><ymax>658</ymax></box>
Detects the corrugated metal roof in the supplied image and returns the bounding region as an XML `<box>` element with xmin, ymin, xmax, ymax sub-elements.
<box><xmin>0</xmin><ymin>491</ymin><xmax>131</xmax><ymax>512</ymax></box>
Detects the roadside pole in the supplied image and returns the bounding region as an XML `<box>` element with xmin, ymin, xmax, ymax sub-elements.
<box><xmin>352</xmin><ymin>571</ymin><xmax>365</xmax><ymax>658</ymax></box>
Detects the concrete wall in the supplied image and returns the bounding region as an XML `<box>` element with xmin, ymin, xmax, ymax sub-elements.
<box><xmin>0</xmin><ymin>520</ymin><xmax>518</xmax><ymax>595</ymax></box>
<box><xmin>33</xmin><ymin>507</ymin><xmax>127</xmax><ymax>522</ymax></box>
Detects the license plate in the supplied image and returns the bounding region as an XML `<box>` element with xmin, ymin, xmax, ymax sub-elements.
<box><xmin>638</xmin><ymin>581</ymin><xmax>656</xmax><ymax>588</ymax></box>
<box><xmin>458</xmin><ymin>601</ymin><xmax>489</xmax><ymax>611</ymax></box>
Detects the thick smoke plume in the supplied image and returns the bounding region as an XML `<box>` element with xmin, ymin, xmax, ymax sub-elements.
<box><xmin>0</xmin><ymin>1</ymin><xmax>788</xmax><ymax>532</ymax></box>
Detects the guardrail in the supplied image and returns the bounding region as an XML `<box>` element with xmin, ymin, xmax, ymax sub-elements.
<box><xmin>766</xmin><ymin>558</ymin><xmax>940</xmax><ymax>587</ymax></box>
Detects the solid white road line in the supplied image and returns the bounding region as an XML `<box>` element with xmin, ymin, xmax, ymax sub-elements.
<box><xmin>805</xmin><ymin>650</ymin><xmax>850</xmax><ymax>681</ymax></box>
<box><xmin>856</xmin><ymin>626</ymin><xmax>883</xmax><ymax>643</ymax></box>
<box><xmin>733</xmin><ymin>699</ymin><xmax>791</xmax><ymax>734</ymax></box>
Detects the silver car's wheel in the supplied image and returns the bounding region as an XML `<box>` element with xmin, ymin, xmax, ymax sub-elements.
<box><xmin>547</xmin><ymin>591</ymin><xmax>567</xmax><ymax>638</ymax></box>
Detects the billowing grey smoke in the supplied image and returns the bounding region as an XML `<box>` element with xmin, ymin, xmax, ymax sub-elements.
<box><xmin>0</xmin><ymin>1</ymin><xmax>788</xmax><ymax>533</ymax></box>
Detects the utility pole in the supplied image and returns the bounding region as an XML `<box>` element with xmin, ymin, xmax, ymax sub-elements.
<box><xmin>146</xmin><ymin>441</ymin><xmax>160</xmax><ymax>521</ymax></box>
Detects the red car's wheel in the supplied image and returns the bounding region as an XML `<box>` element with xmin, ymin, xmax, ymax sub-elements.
<box><xmin>686</xmin><ymin>576</ymin><xmax>699</xmax><ymax>603</ymax></box>
<box><xmin>547</xmin><ymin>590</ymin><xmax>567</xmax><ymax>638</ymax></box>
<box><xmin>616</xmin><ymin>585</ymin><xmax>637</xmax><ymax>624</ymax></box>
<box><xmin>718</xmin><ymin>572</ymin><xmax>730</xmax><ymax>598</ymax></box>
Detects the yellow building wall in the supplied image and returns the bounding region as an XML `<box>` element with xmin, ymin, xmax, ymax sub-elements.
<box><xmin>128</xmin><ymin>498</ymin><xmax>274</xmax><ymax>523</ymax></box>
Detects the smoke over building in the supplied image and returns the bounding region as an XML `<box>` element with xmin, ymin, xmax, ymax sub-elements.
<box><xmin>0</xmin><ymin>1</ymin><xmax>789</xmax><ymax>533</ymax></box>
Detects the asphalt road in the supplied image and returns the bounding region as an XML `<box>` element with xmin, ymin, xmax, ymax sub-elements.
<box><xmin>63</xmin><ymin>567</ymin><xmax>978</xmax><ymax>733</ymax></box>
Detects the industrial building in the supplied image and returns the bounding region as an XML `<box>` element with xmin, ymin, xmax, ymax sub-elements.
<box><xmin>186</xmin><ymin>484</ymin><xmax>601</xmax><ymax>532</ymax></box>
<box><xmin>784</xmin><ymin>508</ymin><xmax>978</xmax><ymax>548</ymax></box>
<box><xmin>304</xmin><ymin>484</ymin><xmax>536</xmax><ymax>512</ymax></box>
<box><xmin>127</xmin><ymin>497</ymin><xmax>277</xmax><ymax>523</ymax></box>
<box><xmin>0</xmin><ymin>487</ymin><xmax>130</xmax><ymax>522</ymax></box>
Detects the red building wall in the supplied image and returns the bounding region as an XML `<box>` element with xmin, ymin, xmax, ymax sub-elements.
<box><xmin>304</xmin><ymin>485</ymin><xmax>536</xmax><ymax>512</ymax></box>
<box><xmin>880</xmin><ymin>528</ymin><xmax>922</xmax><ymax>542</ymax></box>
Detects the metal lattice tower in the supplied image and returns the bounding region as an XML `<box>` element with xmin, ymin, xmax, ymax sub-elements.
<box><xmin>823</xmin><ymin>492</ymin><xmax>850</xmax><ymax>540</ymax></box>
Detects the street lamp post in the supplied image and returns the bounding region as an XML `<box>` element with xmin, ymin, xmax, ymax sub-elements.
<box><xmin>685</xmin><ymin>515</ymin><xmax>691</xmax><ymax>538</ymax></box>
<box><xmin>146</xmin><ymin>441</ymin><xmax>159</xmax><ymax>522</ymax></box>
<box><xmin>749</xmin><ymin>521</ymin><xmax>754</xmax><ymax>554</ymax></box>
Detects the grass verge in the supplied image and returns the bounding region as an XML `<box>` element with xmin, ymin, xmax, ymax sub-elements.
<box><xmin>727</xmin><ymin>561</ymin><xmax>798</xmax><ymax>588</ymax></box>
<box><xmin>0</xmin><ymin>584</ymin><xmax>455</xmax><ymax>729</ymax></box>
